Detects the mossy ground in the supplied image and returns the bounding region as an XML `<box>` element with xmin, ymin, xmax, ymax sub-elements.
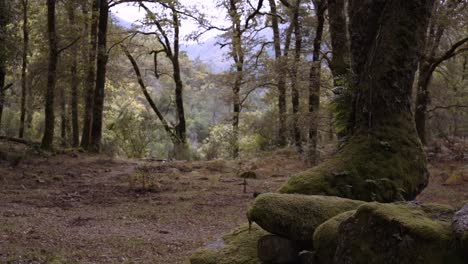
<box><xmin>279</xmin><ymin>115</ymin><xmax>428</xmax><ymax>202</ymax></box>
<box><xmin>190</xmin><ymin>224</ymin><xmax>268</xmax><ymax>264</ymax></box>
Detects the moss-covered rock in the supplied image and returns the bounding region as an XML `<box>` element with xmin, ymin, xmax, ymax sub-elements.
<box><xmin>333</xmin><ymin>202</ymin><xmax>464</xmax><ymax>264</ymax></box>
<box><xmin>189</xmin><ymin>224</ymin><xmax>269</xmax><ymax>264</ymax></box>
<box><xmin>247</xmin><ymin>193</ymin><xmax>365</xmax><ymax>246</ymax></box>
<box><xmin>313</xmin><ymin>210</ymin><xmax>355</xmax><ymax>263</ymax></box>
<box><xmin>278</xmin><ymin>119</ymin><xmax>428</xmax><ymax>202</ymax></box>
<box><xmin>452</xmin><ymin>203</ymin><xmax>468</xmax><ymax>261</ymax></box>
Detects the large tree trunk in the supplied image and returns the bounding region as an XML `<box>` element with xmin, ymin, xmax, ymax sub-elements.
<box><xmin>268</xmin><ymin>0</ymin><xmax>287</xmax><ymax>147</ymax></box>
<box><xmin>41</xmin><ymin>0</ymin><xmax>58</xmax><ymax>150</ymax></box>
<box><xmin>19</xmin><ymin>0</ymin><xmax>28</xmax><ymax>139</ymax></box>
<box><xmin>89</xmin><ymin>0</ymin><xmax>108</xmax><ymax>152</ymax></box>
<box><xmin>68</xmin><ymin>1</ymin><xmax>79</xmax><ymax>147</ymax></box>
<box><xmin>80</xmin><ymin>0</ymin><xmax>99</xmax><ymax>150</ymax></box>
<box><xmin>280</xmin><ymin>0</ymin><xmax>435</xmax><ymax>203</ymax></box>
<box><xmin>307</xmin><ymin>0</ymin><xmax>326</xmax><ymax>165</ymax></box>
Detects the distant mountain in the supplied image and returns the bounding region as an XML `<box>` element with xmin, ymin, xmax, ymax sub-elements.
<box><xmin>182</xmin><ymin>38</ymin><xmax>230</xmax><ymax>73</ymax></box>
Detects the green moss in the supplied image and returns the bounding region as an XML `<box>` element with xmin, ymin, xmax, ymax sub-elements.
<box><xmin>189</xmin><ymin>224</ymin><xmax>268</xmax><ymax>264</ymax></box>
<box><xmin>279</xmin><ymin>114</ymin><xmax>428</xmax><ymax>202</ymax></box>
<box><xmin>247</xmin><ymin>193</ymin><xmax>364</xmax><ymax>246</ymax></box>
<box><xmin>334</xmin><ymin>202</ymin><xmax>464</xmax><ymax>264</ymax></box>
<box><xmin>313</xmin><ymin>210</ymin><xmax>356</xmax><ymax>263</ymax></box>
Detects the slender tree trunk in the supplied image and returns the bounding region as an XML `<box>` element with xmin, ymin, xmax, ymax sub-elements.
<box><xmin>81</xmin><ymin>0</ymin><xmax>99</xmax><ymax>149</ymax></box>
<box><xmin>0</xmin><ymin>0</ymin><xmax>8</xmax><ymax>132</ymax></box>
<box><xmin>89</xmin><ymin>0</ymin><xmax>108</xmax><ymax>152</ymax></box>
<box><xmin>171</xmin><ymin>5</ymin><xmax>189</xmax><ymax>160</ymax></box>
<box><xmin>290</xmin><ymin>0</ymin><xmax>302</xmax><ymax>152</ymax></box>
<box><xmin>307</xmin><ymin>0</ymin><xmax>325</xmax><ymax>165</ymax></box>
<box><xmin>25</xmin><ymin>74</ymin><xmax>33</xmax><ymax>131</ymax></box>
<box><xmin>41</xmin><ymin>0</ymin><xmax>58</xmax><ymax>150</ymax></box>
<box><xmin>59</xmin><ymin>79</ymin><xmax>67</xmax><ymax>146</ymax></box>
<box><xmin>68</xmin><ymin>1</ymin><xmax>79</xmax><ymax>147</ymax></box>
<box><xmin>280</xmin><ymin>0</ymin><xmax>435</xmax><ymax>202</ymax></box>
<box><xmin>228</xmin><ymin>0</ymin><xmax>244</xmax><ymax>159</ymax></box>
<box><xmin>269</xmin><ymin>0</ymin><xmax>287</xmax><ymax>147</ymax></box>
<box><xmin>19</xmin><ymin>0</ymin><xmax>28</xmax><ymax>138</ymax></box>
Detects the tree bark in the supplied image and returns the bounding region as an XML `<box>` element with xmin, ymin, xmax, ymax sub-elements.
<box><xmin>280</xmin><ymin>0</ymin><xmax>435</xmax><ymax>203</ymax></box>
<box><xmin>19</xmin><ymin>0</ymin><xmax>28</xmax><ymax>139</ymax></box>
<box><xmin>0</xmin><ymin>0</ymin><xmax>8</xmax><ymax>132</ymax></box>
<box><xmin>328</xmin><ymin>0</ymin><xmax>350</xmax><ymax>82</ymax></box>
<box><xmin>170</xmin><ymin>4</ymin><xmax>188</xmax><ymax>160</ymax></box>
<box><xmin>307</xmin><ymin>0</ymin><xmax>326</xmax><ymax>165</ymax></box>
<box><xmin>80</xmin><ymin>0</ymin><xmax>99</xmax><ymax>150</ymax></box>
<box><xmin>228</xmin><ymin>0</ymin><xmax>244</xmax><ymax>159</ymax></box>
<box><xmin>68</xmin><ymin>1</ymin><xmax>79</xmax><ymax>147</ymax></box>
<box><xmin>41</xmin><ymin>0</ymin><xmax>58</xmax><ymax>150</ymax></box>
<box><xmin>290</xmin><ymin>0</ymin><xmax>302</xmax><ymax>152</ymax></box>
<box><xmin>89</xmin><ymin>0</ymin><xmax>108</xmax><ymax>152</ymax></box>
<box><xmin>269</xmin><ymin>0</ymin><xmax>287</xmax><ymax>147</ymax></box>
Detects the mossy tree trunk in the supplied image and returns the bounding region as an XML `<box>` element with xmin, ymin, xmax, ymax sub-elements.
<box><xmin>67</xmin><ymin>1</ymin><xmax>79</xmax><ymax>147</ymax></box>
<box><xmin>280</xmin><ymin>0</ymin><xmax>435</xmax><ymax>202</ymax></box>
<box><xmin>0</xmin><ymin>0</ymin><xmax>8</xmax><ymax>132</ymax></box>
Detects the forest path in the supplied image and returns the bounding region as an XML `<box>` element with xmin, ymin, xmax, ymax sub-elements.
<box><xmin>0</xmin><ymin>149</ymin><xmax>308</xmax><ymax>263</ymax></box>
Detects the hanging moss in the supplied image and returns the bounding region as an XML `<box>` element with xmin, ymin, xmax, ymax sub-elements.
<box><xmin>189</xmin><ymin>224</ymin><xmax>268</xmax><ymax>264</ymax></box>
<box><xmin>279</xmin><ymin>114</ymin><xmax>428</xmax><ymax>202</ymax></box>
<box><xmin>333</xmin><ymin>202</ymin><xmax>464</xmax><ymax>264</ymax></box>
<box><xmin>247</xmin><ymin>193</ymin><xmax>364</xmax><ymax>246</ymax></box>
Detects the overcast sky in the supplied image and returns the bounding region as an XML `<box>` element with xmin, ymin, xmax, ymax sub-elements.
<box><xmin>111</xmin><ymin>0</ymin><xmax>226</xmax><ymax>42</ymax></box>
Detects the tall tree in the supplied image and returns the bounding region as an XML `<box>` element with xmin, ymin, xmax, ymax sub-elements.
<box><xmin>280</xmin><ymin>0</ymin><xmax>435</xmax><ymax>202</ymax></box>
<box><xmin>67</xmin><ymin>0</ymin><xmax>80</xmax><ymax>147</ymax></box>
<box><xmin>41</xmin><ymin>0</ymin><xmax>58</xmax><ymax>150</ymax></box>
<box><xmin>81</xmin><ymin>0</ymin><xmax>99</xmax><ymax>150</ymax></box>
<box><xmin>307</xmin><ymin>0</ymin><xmax>326</xmax><ymax>164</ymax></box>
<box><xmin>0</xmin><ymin>0</ymin><xmax>9</xmax><ymax>131</ymax></box>
<box><xmin>289</xmin><ymin>0</ymin><xmax>302</xmax><ymax>152</ymax></box>
<box><xmin>268</xmin><ymin>0</ymin><xmax>287</xmax><ymax>147</ymax></box>
<box><xmin>414</xmin><ymin>0</ymin><xmax>468</xmax><ymax>145</ymax></box>
<box><xmin>89</xmin><ymin>0</ymin><xmax>109</xmax><ymax>152</ymax></box>
<box><xmin>19</xmin><ymin>0</ymin><xmax>29</xmax><ymax>138</ymax></box>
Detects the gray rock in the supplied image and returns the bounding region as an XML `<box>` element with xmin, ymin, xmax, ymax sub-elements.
<box><xmin>298</xmin><ymin>250</ymin><xmax>316</xmax><ymax>264</ymax></box>
<box><xmin>452</xmin><ymin>203</ymin><xmax>468</xmax><ymax>238</ymax></box>
<box><xmin>257</xmin><ymin>234</ymin><xmax>300</xmax><ymax>263</ymax></box>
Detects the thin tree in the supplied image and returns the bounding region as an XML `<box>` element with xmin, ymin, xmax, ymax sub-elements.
<box><xmin>81</xmin><ymin>0</ymin><xmax>99</xmax><ymax>150</ymax></box>
<box><xmin>67</xmin><ymin>0</ymin><xmax>80</xmax><ymax>147</ymax></box>
<box><xmin>19</xmin><ymin>0</ymin><xmax>29</xmax><ymax>138</ymax></box>
<box><xmin>89</xmin><ymin>0</ymin><xmax>109</xmax><ymax>152</ymax></box>
<box><xmin>41</xmin><ymin>0</ymin><xmax>58</xmax><ymax>150</ymax></box>
<box><xmin>307</xmin><ymin>0</ymin><xmax>326</xmax><ymax>164</ymax></box>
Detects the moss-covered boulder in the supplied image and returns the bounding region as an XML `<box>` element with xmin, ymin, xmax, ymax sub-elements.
<box><xmin>453</xmin><ymin>203</ymin><xmax>468</xmax><ymax>260</ymax></box>
<box><xmin>313</xmin><ymin>210</ymin><xmax>355</xmax><ymax>263</ymax></box>
<box><xmin>333</xmin><ymin>202</ymin><xmax>464</xmax><ymax>264</ymax></box>
<box><xmin>189</xmin><ymin>224</ymin><xmax>268</xmax><ymax>264</ymax></box>
<box><xmin>247</xmin><ymin>193</ymin><xmax>365</xmax><ymax>246</ymax></box>
<box><xmin>278</xmin><ymin>126</ymin><xmax>428</xmax><ymax>202</ymax></box>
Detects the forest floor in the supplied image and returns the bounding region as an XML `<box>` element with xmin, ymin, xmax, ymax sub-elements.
<box><xmin>0</xmin><ymin>139</ymin><xmax>467</xmax><ymax>264</ymax></box>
